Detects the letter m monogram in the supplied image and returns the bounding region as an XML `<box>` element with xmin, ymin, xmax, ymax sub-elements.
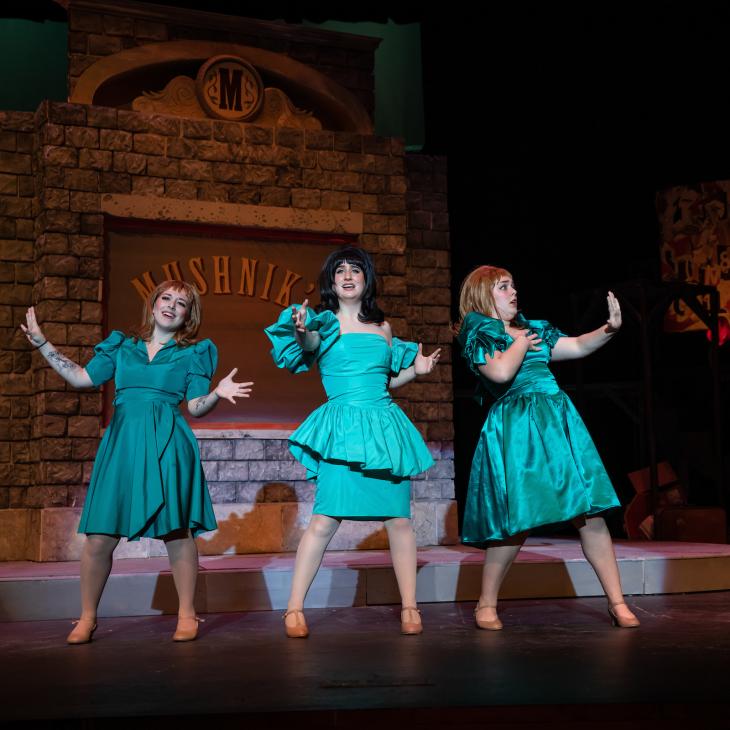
<box><xmin>219</xmin><ymin>68</ymin><xmax>243</xmax><ymax>111</ymax></box>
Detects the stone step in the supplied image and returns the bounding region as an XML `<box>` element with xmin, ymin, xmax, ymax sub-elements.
<box><xmin>2</xmin><ymin>538</ymin><xmax>729</xmax><ymax>621</ymax></box>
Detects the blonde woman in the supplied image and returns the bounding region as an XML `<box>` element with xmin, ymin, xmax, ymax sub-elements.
<box><xmin>21</xmin><ymin>280</ymin><xmax>252</xmax><ymax>643</ymax></box>
<box><xmin>455</xmin><ymin>266</ymin><xmax>639</xmax><ymax>630</ymax></box>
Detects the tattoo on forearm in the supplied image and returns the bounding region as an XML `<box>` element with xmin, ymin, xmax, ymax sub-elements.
<box><xmin>47</xmin><ymin>349</ymin><xmax>80</xmax><ymax>372</ymax></box>
<box><xmin>190</xmin><ymin>393</ymin><xmax>214</xmax><ymax>415</ymax></box>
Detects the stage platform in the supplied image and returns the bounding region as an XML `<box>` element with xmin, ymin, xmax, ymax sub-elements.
<box><xmin>2</xmin><ymin>593</ymin><xmax>730</xmax><ymax>728</ymax></box>
<box><xmin>1</xmin><ymin>538</ymin><xmax>730</xmax><ymax>621</ymax></box>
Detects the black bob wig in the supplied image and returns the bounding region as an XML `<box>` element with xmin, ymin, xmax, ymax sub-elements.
<box><xmin>316</xmin><ymin>245</ymin><xmax>385</xmax><ymax>324</ymax></box>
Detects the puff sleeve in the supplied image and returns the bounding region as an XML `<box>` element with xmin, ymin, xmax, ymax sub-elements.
<box><xmin>185</xmin><ymin>339</ymin><xmax>218</xmax><ymax>401</ymax></box>
<box><xmin>528</xmin><ymin>319</ymin><xmax>567</xmax><ymax>351</ymax></box>
<box><xmin>85</xmin><ymin>330</ymin><xmax>127</xmax><ymax>387</ymax></box>
<box><xmin>389</xmin><ymin>337</ymin><xmax>418</xmax><ymax>376</ymax></box>
<box><xmin>457</xmin><ymin>313</ymin><xmax>511</xmax><ymax>377</ymax></box>
<box><xmin>264</xmin><ymin>306</ymin><xmax>340</xmax><ymax>374</ymax></box>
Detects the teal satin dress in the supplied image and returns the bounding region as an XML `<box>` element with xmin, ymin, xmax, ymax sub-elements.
<box><xmin>265</xmin><ymin>307</ymin><xmax>434</xmax><ymax>519</ymax></box>
<box><xmin>78</xmin><ymin>332</ymin><xmax>218</xmax><ymax>539</ymax></box>
<box><xmin>457</xmin><ymin>313</ymin><xmax>620</xmax><ymax>546</ymax></box>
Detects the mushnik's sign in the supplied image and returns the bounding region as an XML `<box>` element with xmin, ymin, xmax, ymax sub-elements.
<box><xmin>106</xmin><ymin>225</ymin><xmax>342</xmax><ymax>426</ymax></box>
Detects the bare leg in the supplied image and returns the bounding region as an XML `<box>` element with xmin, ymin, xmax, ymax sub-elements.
<box><xmin>478</xmin><ymin>532</ymin><xmax>528</xmax><ymax>622</ymax></box>
<box><xmin>67</xmin><ymin>534</ymin><xmax>119</xmax><ymax>642</ymax></box>
<box><xmin>573</xmin><ymin>516</ymin><xmax>638</xmax><ymax>625</ymax></box>
<box><xmin>286</xmin><ymin>514</ymin><xmax>341</xmax><ymax>630</ymax></box>
<box><xmin>163</xmin><ymin>529</ymin><xmax>199</xmax><ymax>619</ymax></box>
<box><xmin>79</xmin><ymin>534</ymin><xmax>119</xmax><ymax>620</ymax></box>
<box><xmin>385</xmin><ymin>517</ymin><xmax>420</xmax><ymax>630</ymax></box>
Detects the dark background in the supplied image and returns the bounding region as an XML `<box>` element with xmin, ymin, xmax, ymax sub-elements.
<box><xmin>7</xmin><ymin>1</ymin><xmax>730</xmax><ymax>526</ymax></box>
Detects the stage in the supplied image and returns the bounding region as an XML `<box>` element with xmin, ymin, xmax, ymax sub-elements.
<box><xmin>1</xmin><ymin>539</ymin><xmax>730</xmax><ymax>621</ymax></box>
<box><xmin>2</xmin><ymin>592</ymin><xmax>730</xmax><ymax>728</ymax></box>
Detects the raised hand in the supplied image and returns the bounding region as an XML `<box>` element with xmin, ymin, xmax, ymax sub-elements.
<box><xmin>606</xmin><ymin>291</ymin><xmax>622</xmax><ymax>333</ymax></box>
<box><xmin>20</xmin><ymin>306</ymin><xmax>46</xmax><ymax>348</ymax></box>
<box><xmin>291</xmin><ymin>299</ymin><xmax>309</xmax><ymax>334</ymax></box>
<box><xmin>414</xmin><ymin>343</ymin><xmax>441</xmax><ymax>375</ymax></box>
<box><xmin>214</xmin><ymin>368</ymin><xmax>254</xmax><ymax>404</ymax></box>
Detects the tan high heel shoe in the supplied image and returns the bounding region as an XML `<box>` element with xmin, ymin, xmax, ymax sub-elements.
<box><xmin>474</xmin><ymin>603</ymin><xmax>503</xmax><ymax>631</ymax></box>
<box><xmin>173</xmin><ymin>615</ymin><xmax>203</xmax><ymax>641</ymax></box>
<box><xmin>608</xmin><ymin>601</ymin><xmax>640</xmax><ymax>628</ymax></box>
<box><xmin>400</xmin><ymin>606</ymin><xmax>423</xmax><ymax>635</ymax></box>
<box><xmin>67</xmin><ymin>617</ymin><xmax>97</xmax><ymax>644</ymax></box>
<box><xmin>283</xmin><ymin>609</ymin><xmax>309</xmax><ymax>638</ymax></box>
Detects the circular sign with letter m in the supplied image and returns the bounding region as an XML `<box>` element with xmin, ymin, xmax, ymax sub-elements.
<box><xmin>196</xmin><ymin>55</ymin><xmax>264</xmax><ymax>121</ymax></box>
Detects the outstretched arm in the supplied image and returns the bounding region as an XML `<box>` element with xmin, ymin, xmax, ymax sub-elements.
<box><xmin>188</xmin><ymin>367</ymin><xmax>253</xmax><ymax>417</ymax></box>
<box><xmin>551</xmin><ymin>291</ymin><xmax>621</xmax><ymax>362</ymax></box>
<box><xmin>389</xmin><ymin>343</ymin><xmax>442</xmax><ymax>389</ymax></box>
<box><xmin>292</xmin><ymin>299</ymin><xmax>321</xmax><ymax>352</ymax></box>
<box><xmin>20</xmin><ymin>307</ymin><xmax>93</xmax><ymax>389</ymax></box>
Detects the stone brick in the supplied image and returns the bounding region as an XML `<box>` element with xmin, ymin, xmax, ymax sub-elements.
<box><xmin>218</xmin><ymin>461</ymin><xmax>250</xmax><ymax>481</ymax></box>
<box><xmin>243</xmin><ymin>165</ymin><xmax>275</xmax><ymax>186</ymax></box>
<box><xmin>133</xmin><ymin>133</ymin><xmax>165</xmax><ymax>155</ymax></box>
<box><xmin>0</xmin><ymin>284</ymin><xmax>31</xmax><ymax>305</ymax></box>
<box><xmin>334</xmin><ymin>132</ymin><xmax>362</xmax><ymax>153</ymax></box>
<box><xmin>100</xmin><ymin>129</ymin><xmax>132</xmax><ymax>151</ymax></box>
<box><xmin>167</xmin><ymin>137</ymin><xmax>198</xmax><ymax>158</ymax></box>
<box><xmin>35</xmin><ymin>276</ymin><xmax>67</xmax><ymax>300</ymax></box>
<box><xmin>276</xmin><ymin>128</ymin><xmax>304</xmax><ymax>148</ymax></box>
<box><xmin>63</xmin><ymin>168</ymin><xmax>99</xmax><ymax>191</ymax></box>
<box><xmin>199</xmin><ymin>440</ymin><xmax>234</xmax><ymax>460</ymax></box>
<box><xmin>69</xmin><ymin>235</ymin><xmax>103</xmax><ymax>257</ymax></box>
<box><xmin>197</xmin><ymin>183</ymin><xmax>229</xmax><ymax>201</ymax></box>
<box><xmin>245</xmin><ymin>126</ymin><xmax>273</xmax><ymax>145</ymax></box>
<box><xmin>79</xmin><ymin>149</ymin><xmax>112</xmax><ymax>170</ymax></box>
<box><xmin>117</xmin><ymin>110</ymin><xmax>151</xmax><ymax>133</ymax></box>
<box><xmin>70</xmin><ymin>191</ymin><xmax>100</xmax><ymax>213</ymax></box>
<box><xmin>102</xmin><ymin>14</ymin><xmax>133</xmax><ymax>35</ymax></box>
<box><xmin>291</xmin><ymin>189</ymin><xmax>321</xmax><ymax>209</ymax></box>
<box><xmin>72</xmin><ymin>437</ymin><xmax>100</xmax><ymax>460</ymax></box>
<box><xmin>182</xmin><ymin>120</ymin><xmax>212</xmax><ymax>139</ymax></box>
<box><xmin>48</xmin><ymin>102</ymin><xmax>86</xmax><ymax>126</ymax></box>
<box><xmin>35</xmin><ymin>300</ymin><xmax>80</xmax><ymax>323</ymax></box>
<box><xmin>33</xmin><ymin>415</ymin><xmax>66</xmax><ymax>437</ymax></box>
<box><xmin>99</xmin><ymin>171</ymin><xmax>131</xmax><ymax>193</ymax></box>
<box><xmin>422</xmin><ymin>230</ymin><xmax>450</xmax><ymax>248</ymax></box>
<box><xmin>319</xmin><ymin>190</ymin><xmax>348</xmax><ymax>210</ymax></box>
<box><xmin>318</xmin><ymin>151</ymin><xmax>347</xmax><ymax>171</ymax></box>
<box><xmin>79</xmin><ymin>257</ymin><xmax>103</xmax><ymax>277</ymax></box>
<box><xmin>305</xmin><ymin>130</ymin><xmax>333</xmax><ymax>150</ymax></box>
<box><xmin>147</xmin><ymin>157</ymin><xmax>179</xmax><ymax>177</ymax></box>
<box><xmin>79</xmin><ymin>392</ymin><xmax>102</xmax><ymax>414</ymax></box>
<box><xmin>66</xmin><ymin>126</ymin><xmax>99</xmax><ymax>149</ymax></box>
<box><xmin>165</xmin><ymin>179</ymin><xmax>197</xmax><ymax>199</ymax></box>
<box><xmin>0</xmin><ymin>132</ymin><xmax>16</xmax><ymax>152</ymax></box>
<box><xmin>331</xmin><ymin>172</ymin><xmax>362</xmax><ymax>193</ymax></box>
<box><xmin>378</xmin><ymin>195</ymin><xmax>406</xmax><ymax>214</ymax></box>
<box><xmin>0</xmin><ymin>174</ymin><xmax>16</xmax><ymax>196</ymax></box>
<box><xmin>86</xmin><ymin>106</ymin><xmax>118</xmax><ymax>128</ymax></box>
<box><xmin>113</xmin><ymin>151</ymin><xmax>146</xmax><ymax>175</ymax></box>
<box><xmin>350</xmin><ymin>194</ymin><xmax>378</xmax><ymax>212</ymax></box>
<box><xmin>179</xmin><ymin>160</ymin><xmax>213</xmax><ymax>181</ymax></box>
<box><xmin>210</xmin><ymin>162</ymin><xmax>242</xmax><ymax>183</ymax></box>
<box><xmin>233</xmin><ymin>439</ymin><xmax>265</xmax><ymax>459</ymax></box>
<box><xmin>40</xmin><ymin>188</ymin><xmax>68</xmax><ymax>211</ymax></box>
<box><xmin>68</xmin><ymin>278</ymin><xmax>100</xmax><ymax>300</ymax></box>
<box><xmin>80</xmin><ymin>214</ymin><xmax>104</xmax><ymax>235</ymax></box>
<box><xmin>132</xmin><ymin>176</ymin><xmax>164</xmax><ymax>196</ymax></box>
<box><xmin>81</xmin><ymin>301</ymin><xmax>103</xmax><ymax>323</ymax></box>
<box><xmin>37</xmin><ymin>254</ymin><xmax>79</xmax><ymax>276</ymax></box>
<box><xmin>17</xmin><ymin>175</ymin><xmax>34</xmax><ymax>197</ymax></box>
<box><xmin>15</xmin><ymin>219</ymin><xmax>34</xmax><ymax>239</ymax></box>
<box><xmin>0</xmin><ymin>195</ymin><xmax>32</xmax><ymax>217</ymax></box>
<box><xmin>67</xmin><ymin>415</ymin><xmax>99</xmax><ymax>437</ymax></box>
<box><xmin>276</xmin><ymin>167</ymin><xmax>302</xmax><ymax>187</ymax></box>
<box><xmin>146</xmin><ymin>115</ymin><xmax>180</xmax><ymax>137</ymax></box>
<box><xmin>259</xmin><ymin>187</ymin><xmax>290</xmax><ymax>206</ymax></box>
<box><xmin>196</xmin><ymin>140</ymin><xmax>231</xmax><ymax>162</ymax></box>
<box><xmin>228</xmin><ymin>187</ymin><xmax>260</xmax><ymax>204</ymax></box>
<box><xmin>213</xmin><ymin>122</ymin><xmax>243</xmax><ymax>143</ymax></box>
<box><xmin>42</xmin><ymin>146</ymin><xmax>78</xmax><ymax>168</ymax></box>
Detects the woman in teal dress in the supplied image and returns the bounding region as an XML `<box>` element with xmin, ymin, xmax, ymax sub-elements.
<box><xmin>455</xmin><ymin>265</ymin><xmax>640</xmax><ymax>629</ymax></box>
<box><xmin>21</xmin><ymin>280</ymin><xmax>252</xmax><ymax>643</ymax></box>
<box><xmin>265</xmin><ymin>246</ymin><xmax>440</xmax><ymax>637</ymax></box>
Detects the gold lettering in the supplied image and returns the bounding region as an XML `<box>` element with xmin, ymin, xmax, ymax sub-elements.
<box><xmin>162</xmin><ymin>260</ymin><xmax>184</xmax><ymax>281</ymax></box>
<box><xmin>238</xmin><ymin>257</ymin><xmax>258</xmax><ymax>296</ymax></box>
<box><xmin>188</xmin><ymin>257</ymin><xmax>208</xmax><ymax>295</ymax></box>
<box><xmin>259</xmin><ymin>262</ymin><xmax>277</xmax><ymax>301</ymax></box>
<box><xmin>274</xmin><ymin>269</ymin><xmax>303</xmax><ymax>307</ymax></box>
<box><xmin>130</xmin><ymin>272</ymin><xmax>157</xmax><ymax>301</ymax></box>
<box><xmin>213</xmin><ymin>255</ymin><xmax>231</xmax><ymax>294</ymax></box>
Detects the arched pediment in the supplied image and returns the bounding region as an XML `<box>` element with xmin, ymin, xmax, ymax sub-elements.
<box><xmin>70</xmin><ymin>40</ymin><xmax>373</xmax><ymax>134</ymax></box>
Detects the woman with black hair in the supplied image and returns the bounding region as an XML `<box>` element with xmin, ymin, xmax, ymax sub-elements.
<box><xmin>265</xmin><ymin>246</ymin><xmax>440</xmax><ymax>637</ymax></box>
